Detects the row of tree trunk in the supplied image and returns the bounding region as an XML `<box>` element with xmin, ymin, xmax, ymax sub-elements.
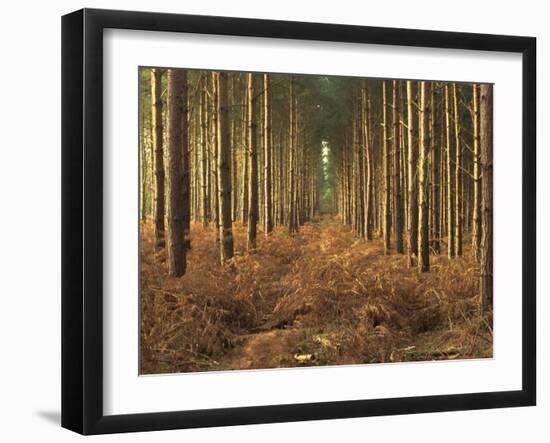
<box><xmin>140</xmin><ymin>69</ymin><xmax>493</xmax><ymax>313</ymax></box>
<box><xmin>334</xmin><ymin>79</ymin><xmax>493</xmax><ymax>312</ymax></box>
<box><xmin>140</xmin><ymin>69</ymin><xmax>322</xmax><ymax>275</ymax></box>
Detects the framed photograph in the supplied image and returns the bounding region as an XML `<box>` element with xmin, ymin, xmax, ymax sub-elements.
<box><xmin>62</xmin><ymin>8</ymin><xmax>536</xmax><ymax>435</ymax></box>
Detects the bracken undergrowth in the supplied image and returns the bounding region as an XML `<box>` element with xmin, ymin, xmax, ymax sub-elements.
<box><xmin>140</xmin><ymin>217</ymin><xmax>492</xmax><ymax>374</ymax></box>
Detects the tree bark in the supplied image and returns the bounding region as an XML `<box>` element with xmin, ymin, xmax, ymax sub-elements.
<box><xmin>247</xmin><ymin>73</ymin><xmax>259</xmax><ymax>248</ymax></box>
<box><xmin>406</xmin><ymin>80</ymin><xmax>418</xmax><ymax>266</ymax></box>
<box><xmin>182</xmin><ymin>75</ymin><xmax>191</xmax><ymax>250</ymax></box>
<box><xmin>216</xmin><ymin>72</ymin><xmax>234</xmax><ymax>263</ymax></box>
<box><xmin>445</xmin><ymin>83</ymin><xmax>455</xmax><ymax>258</ymax></box>
<box><xmin>480</xmin><ymin>84</ymin><xmax>493</xmax><ymax>313</ymax></box>
<box><xmin>278</xmin><ymin>129</ymin><xmax>284</xmax><ymax>226</ymax></box>
<box><xmin>431</xmin><ymin>84</ymin><xmax>441</xmax><ymax>254</ymax></box>
<box><xmin>453</xmin><ymin>83</ymin><xmax>463</xmax><ymax>256</ymax></box>
<box><xmin>393</xmin><ymin>81</ymin><xmax>404</xmax><ymax>253</ymax></box>
<box><xmin>166</xmin><ymin>69</ymin><xmax>187</xmax><ymax>277</ymax></box>
<box><xmin>139</xmin><ymin>104</ymin><xmax>147</xmax><ymax>222</ymax></box>
<box><xmin>288</xmin><ymin>76</ymin><xmax>299</xmax><ymax>235</ymax></box>
<box><xmin>264</xmin><ymin>74</ymin><xmax>273</xmax><ymax>235</ymax></box>
<box><xmin>200</xmin><ymin>76</ymin><xmax>209</xmax><ymax>228</ymax></box>
<box><xmin>151</xmin><ymin>68</ymin><xmax>165</xmax><ymax>249</ymax></box>
<box><xmin>241</xmin><ymin>85</ymin><xmax>249</xmax><ymax>225</ymax></box>
<box><xmin>211</xmin><ymin>73</ymin><xmax>220</xmax><ymax>241</ymax></box>
<box><xmin>418</xmin><ymin>81</ymin><xmax>430</xmax><ymax>272</ymax></box>
<box><xmin>362</xmin><ymin>80</ymin><xmax>374</xmax><ymax>240</ymax></box>
<box><xmin>472</xmin><ymin>84</ymin><xmax>482</xmax><ymax>260</ymax></box>
<box><xmin>354</xmin><ymin>97</ymin><xmax>365</xmax><ymax>238</ymax></box>
<box><xmin>382</xmin><ymin>80</ymin><xmax>391</xmax><ymax>254</ymax></box>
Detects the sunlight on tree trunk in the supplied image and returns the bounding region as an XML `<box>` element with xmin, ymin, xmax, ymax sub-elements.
<box><xmin>418</xmin><ymin>81</ymin><xmax>430</xmax><ymax>273</ymax></box>
<box><xmin>382</xmin><ymin>80</ymin><xmax>391</xmax><ymax>254</ymax></box>
<box><xmin>216</xmin><ymin>72</ymin><xmax>234</xmax><ymax>263</ymax></box>
<box><xmin>480</xmin><ymin>84</ymin><xmax>493</xmax><ymax>313</ymax></box>
<box><xmin>264</xmin><ymin>74</ymin><xmax>273</xmax><ymax>235</ymax></box>
<box><xmin>151</xmin><ymin>68</ymin><xmax>165</xmax><ymax>249</ymax></box>
<box><xmin>406</xmin><ymin>80</ymin><xmax>418</xmax><ymax>266</ymax></box>
<box><xmin>445</xmin><ymin>83</ymin><xmax>455</xmax><ymax>259</ymax></box>
<box><xmin>247</xmin><ymin>73</ymin><xmax>259</xmax><ymax>248</ymax></box>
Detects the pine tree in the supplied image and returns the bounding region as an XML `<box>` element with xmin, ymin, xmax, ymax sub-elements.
<box><xmin>382</xmin><ymin>80</ymin><xmax>391</xmax><ymax>254</ymax></box>
<box><xmin>166</xmin><ymin>69</ymin><xmax>187</xmax><ymax>277</ymax></box>
<box><xmin>418</xmin><ymin>81</ymin><xmax>430</xmax><ymax>272</ymax></box>
<box><xmin>362</xmin><ymin>80</ymin><xmax>374</xmax><ymax>240</ymax></box>
<box><xmin>480</xmin><ymin>84</ymin><xmax>493</xmax><ymax>313</ymax></box>
<box><xmin>288</xmin><ymin>76</ymin><xmax>299</xmax><ymax>235</ymax></box>
<box><xmin>200</xmin><ymin>76</ymin><xmax>209</xmax><ymax>229</ymax></box>
<box><xmin>453</xmin><ymin>83</ymin><xmax>463</xmax><ymax>256</ymax></box>
<box><xmin>406</xmin><ymin>80</ymin><xmax>418</xmax><ymax>266</ymax></box>
<box><xmin>431</xmin><ymin>84</ymin><xmax>441</xmax><ymax>254</ymax></box>
<box><xmin>216</xmin><ymin>71</ymin><xmax>235</xmax><ymax>262</ymax></box>
<box><xmin>445</xmin><ymin>83</ymin><xmax>455</xmax><ymax>258</ymax></box>
<box><xmin>264</xmin><ymin>74</ymin><xmax>273</xmax><ymax>235</ymax></box>
<box><xmin>393</xmin><ymin>81</ymin><xmax>404</xmax><ymax>253</ymax></box>
<box><xmin>472</xmin><ymin>84</ymin><xmax>482</xmax><ymax>259</ymax></box>
<box><xmin>247</xmin><ymin>73</ymin><xmax>259</xmax><ymax>248</ymax></box>
<box><xmin>151</xmin><ymin>68</ymin><xmax>165</xmax><ymax>249</ymax></box>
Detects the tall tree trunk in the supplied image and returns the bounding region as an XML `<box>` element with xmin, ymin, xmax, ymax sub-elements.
<box><xmin>355</xmin><ymin>97</ymin><xmax>365</xmax><ymax>238</ymax></box>
<box><xmin>264</xmin><ymin>74</ymin><xmax>273</xmax><ymax>235</ymax></box>
<box><xmin>204</xmin><ymin>74</ymin><xmax>213</xmax><ymax>225</ymax></box>
<box><xmin>363</xmin><ymin>80</ymin><xmax>374</xmax><ymax>240</ymax></box>
<box><xmin>382</xmin><ymin>80</ymin><xmax>391</xmax><ymax>254</ymax></box>
<box><xmin>241</xmin><ymin>86</ymin><xmax>249</xmax><ymax>225</ymax></box>
<box><xmin>445</xmin><ymin>83</ymin><xmax>456</xmax><ymax>258</ymax></box>
<box><xmin>151</xmin><ymin>68</ymin><xmax>165</xmax><ymax>249</ymax></box>
<box><xmin>148</xmin><ymin>119</ymin><xmax>155</xmax><ymax>219</ymax></box>
<box><xmin>231</xmin><ymin>76</ymin><xmax>238</xmax><ymax>222</ymax></box>
<box><xmin>211</xmin><ymin>73</ymin><xmax>220</xmax><ymax>241</ymax></box>
<box><xmin>192</xmin><ymin>112</ymin><xmax>199</xmax><ymax>224</ymax></box>
<box><xmin>200</xmin><ymin>78</ymin><xmax>209</xmax><ymax>228</ymax></box>
<box><xmin>453</xmin><ymin>83</ymin><xmax>463</xmax><ymax>256</ymax></box>
<box><xmin>393</xmin><ymin>81</ymin><xmax>404</xmax><ymax>253</ymax></box>
<box><xmin>182</xmin><ymin>77</ymin><xmax>191</xmax><ymax>250</ymax></box>
<box><xmin>216</xmin><ymin>72</ymin><xmax>234</xmax><ymax>263</ymax></box>
<box><xmin>431</xmin><ymin>84</ymin><xmax>441</xmax><ymax>254</ymax></box>
<box><xmin>278</xmin><ymin>129</ymin><xmax>284</xmax><ymax>226</ymax></box>
<box><xmin>351</xmin><ymin>125</ymin><xmax>359</xmax><ymax>237</ymax></box>
<box><xmin>472</xmin><ymin>84</ymin><xmax>482</xmax><ymax>259</ymax></box>
<box><xmin>247</xmin><ymin>73</ymin><xmax>259</xmax><ymax>248</ymax></box>
<box><xmin>439</xmin><ymin>126</ymin><xmax>445</xmax><ymax>239</ymax></box>
<box><xmin>288</xmin><ymin>76</ymin><xmax>299</xmax><ymax>235</ymax></box>
<box><xmin>296</xmin><ymin>110</ymin><xmax>303</xmax><ymax>227</ymax></box>
<box><xmin>140</xmin><ymin>106</ymin><xmax>146</xmax><ymax>221</ymax></box>
<box><xmin>406</xmin><ymin>80</ymin><xmax>418</xmax><ymax>266</ymax></box>
<box><xmin>480</xmin><ymin>84</ymin><xmax>493</xmax><ymax>313</ymax></box>
<box><xmin>418</xmin><ymin>81</ymin><xmax>430</xmax><ymax>272</ymax></box>
<box><xmin>166</xmin><ymin>69</ymin><xmax>187</xmax><ymax>277</ymax></box>
<box><xmin>400</xmin><ymin>82</ymin><xmax>408</xmax><ymax>238</ymax></box>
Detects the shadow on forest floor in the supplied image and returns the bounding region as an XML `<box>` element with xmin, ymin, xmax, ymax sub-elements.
<box><xmin>139</xmin><ymin>216</ymin><xmax>492</xmax><ymax>374</ymax></box>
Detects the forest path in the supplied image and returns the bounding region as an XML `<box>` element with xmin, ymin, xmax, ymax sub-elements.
<box><xmin>140</xmin><ymin>217</ymin><xmax>491</xmax><ymax>375</ymax></box>
<box><xmin>218</xmin><ymin>215</ymin><xmax>390</xmax><ymax>371</ymax></box>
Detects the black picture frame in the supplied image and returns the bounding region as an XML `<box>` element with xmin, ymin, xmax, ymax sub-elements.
<box><xmin>62</xmin><ymin>8</ymin><xmax>536</xmax><ymax>435</ymax></box>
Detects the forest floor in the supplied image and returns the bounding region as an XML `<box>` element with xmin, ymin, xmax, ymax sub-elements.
<box><xmin>140</xmin><ymin>216</ymin><xmax>492</xmax><ymax>374</ymax></box>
